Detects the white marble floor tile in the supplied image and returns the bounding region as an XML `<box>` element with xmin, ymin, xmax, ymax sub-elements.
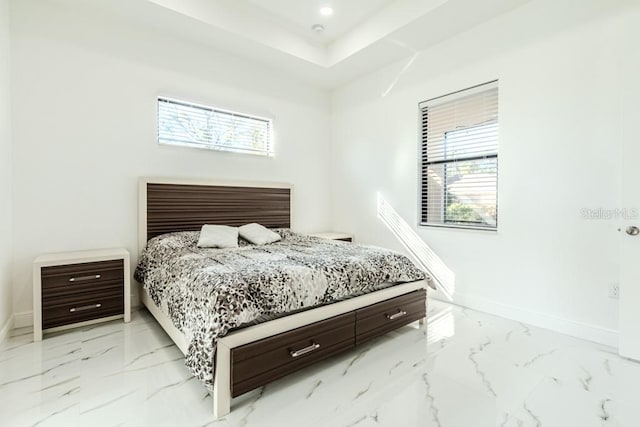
<box><xmin>1</xmin><ymin>300</ymin><xmax>639</xmax><ymax>427</ymax></box>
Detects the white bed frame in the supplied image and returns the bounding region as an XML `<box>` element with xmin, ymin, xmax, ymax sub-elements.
<box><xmin>137</xmin><ymin>177</ymin><xmax>428</xmax><ymax>418</ymax></box>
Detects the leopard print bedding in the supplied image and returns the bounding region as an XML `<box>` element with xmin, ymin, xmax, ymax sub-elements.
<box><xmin>134</xmin><ymin>229</ymin><xmax>426</xmax><ymax>392</ymax></box>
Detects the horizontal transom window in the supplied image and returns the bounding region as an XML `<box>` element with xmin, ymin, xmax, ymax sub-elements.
<box><xmin>157</xmin><ymin>97</ymin><xmax>273</xmax><ymax>156</ymax></box>
<box><xmin>419</xmin><ymin>81</ymin><xmax>499</xmax><ymax>230</ymax></box>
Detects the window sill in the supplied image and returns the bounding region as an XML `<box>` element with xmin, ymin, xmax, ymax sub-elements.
<box><xmin>419</xmin><ymin>222</ymin><xmax>498</xmax><ymax>232</ymax></box>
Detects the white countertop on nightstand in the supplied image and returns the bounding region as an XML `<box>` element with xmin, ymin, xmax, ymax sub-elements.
<box><xmin>33</xmin><ymin>248</ymin><xmax>130</xmax><ymax>267</ymax></box>
<box><xmin>307</xmin><ymin>232</ymin><xmax>353</xmax><ymax>240</ymax></box>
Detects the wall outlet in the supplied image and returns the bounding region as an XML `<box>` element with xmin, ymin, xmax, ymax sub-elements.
<box><xmin>609</xmin><ymin>283</ymin><xmax>620</xmax><ymax>299</ymax></box>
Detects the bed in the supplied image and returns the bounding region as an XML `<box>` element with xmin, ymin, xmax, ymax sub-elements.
<box><xmin>135</xmin><ymin>177</ymin><xmax>429</xmax><ymax>418</ymax></box>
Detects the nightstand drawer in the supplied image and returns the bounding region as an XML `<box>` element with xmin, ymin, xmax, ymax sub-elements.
<box><xmin>42</xmin><ymin>280</ymin><xmax>123</xmax><ymax>299</ymax></box>
<box><xmin>42</xmin><ymin>289</ymin><xmax>124</xmax><ymax>329</ymax></box>
<box><xmin>41</xmin><ymin>260</ymin><xmax>124</xmax><ymax>291</ymax></box>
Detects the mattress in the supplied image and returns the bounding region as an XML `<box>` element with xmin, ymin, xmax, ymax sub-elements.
<box><xmin>134</xmin><ymin>229</ymin><xmax>426</xmax><ymax>392</ymax></box>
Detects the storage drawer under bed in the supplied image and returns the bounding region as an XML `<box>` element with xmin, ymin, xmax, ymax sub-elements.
<box><xmin>229</xmin><ymin>289</ymin><xmax>427</xmax><ymax>398</ymax></box>
<box><xmin>355</xmin><ymin>289</ymin><xmax>426</xmax><ymax>345</ymax></box>
<box><xmin>231</xmin><ymin>312</ymin><xmax>355</xmax><ymax>397</ymax></box>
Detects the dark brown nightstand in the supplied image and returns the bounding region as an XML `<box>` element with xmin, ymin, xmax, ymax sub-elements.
<box><xmin>33</xmin><ymin>248</ymin><xmax>131</xmax><ymax>341</ymax></box>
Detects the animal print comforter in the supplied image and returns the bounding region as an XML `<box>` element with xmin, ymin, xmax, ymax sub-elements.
<box><xmin>134</xmin><ymin>229</ymin><xmax>426</xmax><ymax>392</ymax></box>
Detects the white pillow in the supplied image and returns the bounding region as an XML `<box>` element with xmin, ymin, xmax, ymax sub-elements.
<box><xmin>239</xmin><ymin>223</ymin><xmax>281</xmax><ymax>245</ymax></box>
<box><xmin>197</xmin><ymin>225</ymin><xmax>239</xmax><ymax>248</ymax></box>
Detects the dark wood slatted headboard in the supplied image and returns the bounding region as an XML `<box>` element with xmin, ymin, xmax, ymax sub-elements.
<box><xmin>138</xmin><ymin>178</ymin><xmax>291</xmax><ymax>250</ymax></box>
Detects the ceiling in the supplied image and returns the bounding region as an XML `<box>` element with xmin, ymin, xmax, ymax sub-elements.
<box><xmin>52</xmin><ymin>0</ymin><xmax>535</xmax><ymax>88</ymax></box>
<box><xmin>241</xmin><ymin>0</ymin><xmax>394</xmax><ymax>45</ymax></box>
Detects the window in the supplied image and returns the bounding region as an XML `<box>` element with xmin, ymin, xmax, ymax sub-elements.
<box><xmin>419</xmin><ymin>81</ymin><xmax>499</xmax><ymax>230</ymax></box>
<box><xmin>157</xmin><ymin>97</ymin><xmax>273</xmax><ymax>156</ymax></box>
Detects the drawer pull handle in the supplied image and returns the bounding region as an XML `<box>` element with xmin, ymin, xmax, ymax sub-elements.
<box><xmin>70</xmin><ymin>303</ymin><xmax>102</xmax><ymax>313</ymax></box>
<box><xmin>290</xmin><ymin>342</ymin><xmax>321</xmax><ymax>358</ymax></box>
<box><xmin>69</xmin><ymin>274</ymin><xmax>101</xmax><ymax>283</ymax></box>
<box><xmin>387</xmin><ymin>310</ymin><xmax>407</xmax><ymax>320</ymax></box>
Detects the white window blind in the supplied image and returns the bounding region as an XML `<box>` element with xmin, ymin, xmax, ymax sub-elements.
<box><xmin>419</xmin><ymin>81</ymin><xmax>499</xmax><ymax>229</ymax></box>
<box><xmin>157</xmin><ymin>97</ymin><xmax>273</xmax><ymax>156</ymax></box>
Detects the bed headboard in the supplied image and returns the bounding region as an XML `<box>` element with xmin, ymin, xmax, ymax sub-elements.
<box><xmin>138</xmin><ymin>178</ymin><xmax>292</xmax><ymax>251</ymax></box>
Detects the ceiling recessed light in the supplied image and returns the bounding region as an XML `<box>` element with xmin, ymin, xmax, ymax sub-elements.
<box><xmin>319</xmin><ymin>6</ymin><xmax>333</xmax><ymax>16</ymax></box>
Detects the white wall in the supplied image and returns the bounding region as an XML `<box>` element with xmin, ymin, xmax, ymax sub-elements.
<box><xmin>10</xmin><ymin>0</ymin><xmax>332</xmax><ymax>319</ymax></box>
<box><xmin>0</xmin><ymin>0</ymin><xmax>12</xmax><ymax>338</ymax></box>
<box><xmin>8</xmin><ymin>0</ymin><xmax>640</xmax><ymax>346</ymax></box>
<box><xmin>330</xmin><ymin>0</ymin><xmax>640</xmax><ymax>346</ymax></box>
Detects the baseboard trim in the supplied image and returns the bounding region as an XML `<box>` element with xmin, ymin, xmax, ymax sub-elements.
<box><xmin>0</xmin><ymin>315</ymin><xmax>13</xmax><ymax>345</ymax></box>
<box><xmin>13</xmin><ymin>311</ymin><xmax>33</xmax><ymax>329</ymax></box>
<box><xmin>432</xmin><ymin>292</ymin><xmax>619</xmax><ymax>348</ymax></box>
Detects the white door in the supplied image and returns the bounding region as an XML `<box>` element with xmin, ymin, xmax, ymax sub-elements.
<box><xmin>618</xmin><ymin>9</ymin><xmax>640</xmax><ymax>360</ymax></box>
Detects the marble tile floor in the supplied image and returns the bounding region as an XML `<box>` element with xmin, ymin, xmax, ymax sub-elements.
<box><xmin>1</xmin><ymin>300</ymin><xmax>639</xmax><ymax>427</ymax></box>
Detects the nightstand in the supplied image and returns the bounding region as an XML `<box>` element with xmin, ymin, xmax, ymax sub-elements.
<box><xmin>308</xmin><ymin>232</ymin><xmax>354</xmax><ymax>242</ymax></box>
<box><xmin>33</xmin><ymin>248</ymin><xmax>131</xmax><ymax>341</ymax></box>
